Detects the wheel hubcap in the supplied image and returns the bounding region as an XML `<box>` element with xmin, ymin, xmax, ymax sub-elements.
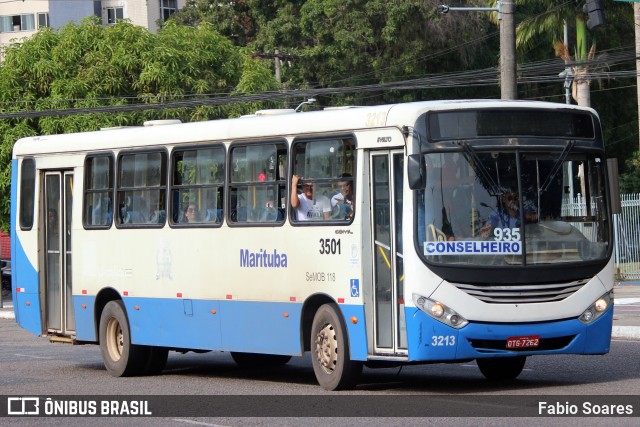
<box><xmin>315</xmin><ymin>322</ymin><xmax>338</xmax><ymax>374</ymax></box>
<box><xmin>106</xmin><ymin>317</ymin><xmax>123</xmax><ymax>362</ymax></box>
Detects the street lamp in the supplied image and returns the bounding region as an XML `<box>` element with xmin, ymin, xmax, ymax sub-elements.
<box><xmin>559</xmin><ymin>69</ymin><xmax>574</xmax><ymax>105</ymax></box>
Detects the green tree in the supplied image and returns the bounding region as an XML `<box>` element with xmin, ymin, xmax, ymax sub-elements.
<box><xmin>261</xmin><ymin>0</ymin><xmax>495</xmax><ymax>100</ymax></box>
<box><xmin>171</xmin><ymin>0</ymin><xmax>257</xmax><ymax>44</ymax></box>
<box><xmin>509</xmin><ymin>0</ymin><xmax>630</xmax><ymax>107</ymax></box>
<box><xmin>0</xmin><ymin>17</ymin><xmax>277</xmax><ymax>231</ymax></box>
<box><xmin>173</xmin><ymin>1</ymin><xmax>500</xmax><ymax>104</ymax></box>
<box><xmin>620</xmin><ymin>151</ymin><xmax>640</xmax><ymax>194</ymax></box>
<box><xmin>509</xmin><ymin>1</ymin><xmax>637</xmax><ymax>179</ymax></box>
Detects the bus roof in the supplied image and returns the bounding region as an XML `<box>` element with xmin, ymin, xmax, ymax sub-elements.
<box><xmin>12</xmin><ymin>99</ymin><xmax>596</xmax><ymax>157</ymax></box>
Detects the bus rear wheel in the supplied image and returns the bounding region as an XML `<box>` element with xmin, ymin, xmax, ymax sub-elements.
<box><xmin>231</xmin><ymin>352</ymin><xmax>292</xmax><ymax>366</ymax></box>
<box><xmin>311</xmin><ymin>303</ymin><xmax>362</xmax><ymax>391</ymax></box>
<box><xmin>477</xmin><ymin>356</ymin><xmax>527</xmax><ymax>380</ymax></box>
<box><xmin>99</xmin><ymin>300</ymin><xmax>149</xmax><ymax>377</ymax></box>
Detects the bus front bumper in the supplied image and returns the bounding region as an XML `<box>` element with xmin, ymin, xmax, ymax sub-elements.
<box><xmin>405</xmin><ymin>305</ymin><xmax>613</xmax><ymax>362</ymax></box>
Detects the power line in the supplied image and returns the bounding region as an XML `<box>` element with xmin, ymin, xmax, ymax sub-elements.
<box><xmin>0</xmin><ymin>48</ymin><xmax>638</xmax><ymax>120</ymax></box>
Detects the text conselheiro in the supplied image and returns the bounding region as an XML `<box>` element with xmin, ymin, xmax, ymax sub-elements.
<box><xmin>424</xmin><ymin>240</ymin><xmax>522</xmax><ymax>256</ymax></box>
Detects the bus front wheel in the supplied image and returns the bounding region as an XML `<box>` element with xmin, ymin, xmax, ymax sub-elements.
<box><xmin>311</xmin><ymin>303</ymin><xmax>362</xmax><ymax>391</ymax></box>
<box><xmin>99</xmin><ymin>300</ymin><xmax>150</xmax><ymax>377</ymax></box>
<box><xmin>477</xmin><ymin>356</ymin><xmax>527</xmax><ymax>380</ymax></box>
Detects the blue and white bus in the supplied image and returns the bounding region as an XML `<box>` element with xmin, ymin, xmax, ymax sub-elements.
<box><xmin>10</xmin><ymin>100</ymin><xmax>620</xmax><ymax>390</ymax></box>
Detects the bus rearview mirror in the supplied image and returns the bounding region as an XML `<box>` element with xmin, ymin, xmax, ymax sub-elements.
<box><xmin>607</xmin><ymin>158</ymin><xmax>621</xmax><ymax>214</ymax></box>
<box><xmin>407</xmin><ymin>154</ymin><xmax>426</xmax><ymax>190</ymax></box>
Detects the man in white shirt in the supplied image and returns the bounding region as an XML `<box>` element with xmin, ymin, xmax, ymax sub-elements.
<box><xmin>330</xmin><ymin>174</ymin><xmax>354</xmax><ymax>219</ymax></box>
<box><xmin>291</xmin><ymin>174</ymin><xmax>331</xmax><ymax>220</ymax></box>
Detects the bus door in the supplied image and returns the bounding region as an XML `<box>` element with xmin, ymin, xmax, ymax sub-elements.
<box><xmin>43</xmin><ymin>171</ymin><xmax>75</xmax><ymax>335</ymax></box>
<box><xmin>370</xmin><ymin>150</ymin><xmax>407</xmax><ymax>355</ymax></box>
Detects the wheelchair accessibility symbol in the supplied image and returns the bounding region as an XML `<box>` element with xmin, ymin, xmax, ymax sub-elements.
<box><xmin>350</xmin><ymin>279</ymin><xmax>360</xmax><ymax>297</ymax></box>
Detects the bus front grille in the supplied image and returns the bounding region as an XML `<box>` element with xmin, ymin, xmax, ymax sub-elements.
<box><xmin>453</xmin><ymin>279</ymin><xmax>589</xmax><ymax>304</ymax></box>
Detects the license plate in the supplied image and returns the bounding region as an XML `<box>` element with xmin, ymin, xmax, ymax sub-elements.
<box><xmin>506</xmin><ymin>335</ymin><xmax>540</xmax><ymax>349</ymax></box>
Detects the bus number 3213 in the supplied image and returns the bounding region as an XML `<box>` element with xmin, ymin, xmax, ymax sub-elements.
<box><xmin>319</xmin><ymin>238</ymin><xmax>341</xmax><ymax>255</ymax></box>
<box><xmin>432</xmin><ymin>335</ymin><xmax>456</xmax><ymax>346</ymax></box>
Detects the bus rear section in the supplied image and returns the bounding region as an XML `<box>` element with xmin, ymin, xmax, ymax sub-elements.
<box><xmin>11</xmin><ymin>156</ymin><xmax>76</xmax><ymax>341</ymax></box>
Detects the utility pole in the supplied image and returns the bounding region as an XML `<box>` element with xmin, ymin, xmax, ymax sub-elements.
<box><xmin>252</xmin><ymin>51</ymin><xmax>301</xmax><ymax>84</ymax></box>
<box><xmin>636</xmin><ymin>2</ymin><xmax>640</xmax><ymax>152</ymax></box>
<box><xmin>500</xmin><ymin>1</ymin><xmax>517</xmax><ymax>99</ymax></box>
<box><xmin>559</xmin><ymin>21</ymin><xmax>574</xmax><ymax>105</ymax></box>
<box><xmin>438</xmin><ymin>1</ymin><xmax>517</xmax><ymax>99</ymax></box>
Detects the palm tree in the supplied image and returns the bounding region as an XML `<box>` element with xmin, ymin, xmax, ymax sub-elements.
<box><xmin>490</xmin><ymin>0</ymin><xmax>625</xmax><ymax>106</ymax></box>
<box><xmin>517</xmin><ymin>1</ymin><xmax>595</xmax><ymax>106</ymax></box>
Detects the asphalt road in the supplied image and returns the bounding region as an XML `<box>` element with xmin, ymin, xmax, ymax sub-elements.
<box><xmin>1</xmin><ymin>318</ymin><xmax>640</xmax><ymax>426</ymax></box>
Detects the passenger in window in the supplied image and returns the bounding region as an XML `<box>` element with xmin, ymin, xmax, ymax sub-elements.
<box><xmin>291</xmin><ymin>174</ymin><xmax>331</xmax><ymax>220</ymax></box>
<box><xmin>183</xmin><ymin>203</ymin><xmax>199</xmax><ymax>223</ymax></box>
<box><xmin>331</xmin><ymin>173</ymin><xmax>354</xmax><ymax>219</ymax></box>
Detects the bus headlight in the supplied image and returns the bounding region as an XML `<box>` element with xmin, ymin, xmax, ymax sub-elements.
<box><xmin>579</xmin><ymin>291</ymin><xmax>613</xmax><ymax>324</ymax></box>
<box><xmin>412</xmin><ymin>293</ymin><xmax>468</xmax><ymax>329</ymax></box>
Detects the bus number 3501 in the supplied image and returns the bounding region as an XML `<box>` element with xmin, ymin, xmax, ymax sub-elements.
<box><xmin>319</xmin><ymin>238</ymin><xmax>341</xmax><ymax>255</ymax></box>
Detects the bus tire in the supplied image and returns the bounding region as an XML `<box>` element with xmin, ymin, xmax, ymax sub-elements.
<box><xmin>231</xmin><ymin>352</ymin><xmax>292</xmax><ymax>366</ymax></box>
<box><xmin>144</xmin><ymin>346</ymin><xmax>169</xmax><ymax>375</ymax></box>
<box><xmin>311</xmin><ymin>303</ymin><xmax>362</xmax><ymax>391</ymax></box>
<box><xmin>99</xmin><ymin>300</ymin><xmax>149</xmax><ymax>377</ymax></box>
<box><xmin>477</xmin><ymin>356</ymin><xmax>526</xmax><ymax>380</ymax></box>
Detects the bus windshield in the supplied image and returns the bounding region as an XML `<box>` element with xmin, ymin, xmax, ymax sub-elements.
<box><xmin>417</xmin><ymin>150</ymin><xmax>610</xmax><ymax>267</ymax></box>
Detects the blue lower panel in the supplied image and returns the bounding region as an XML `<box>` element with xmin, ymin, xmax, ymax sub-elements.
<box><xmin>12</xmin><ymin>225</ymin><xmax>42</xmax><ymax>336</ymax></box>
<box><xmin>15</xmin><ymin>293</ymin><xmax>42</xmax><ymax>336</ymax></box>
<box><xmin>74</xmin><ymin>296</ymin><xmax>97</xmax><ymax>341</ymax></box>
<box><xmin>406</xmin><ymin>306</ymin><xmax>613</xmax><ymax>361</ymax></box>
<box><xmin>339</xmin><ymin>305</ymin><xmax>368</xmax><ymax>361</ymax></box>
<box><xmin>73</xmin><ymin>296</ymin><xmax>368</xmax><ymax>359</ymax></box>
<box><xmin>219</xmin><ymin>300</ymin><xmax>301</xmax><ymax>355</ymax></box>
<box><xmin>125</xmin><ymin>298</ymin><xmax>223</xmax><ymax>351</ymax></box>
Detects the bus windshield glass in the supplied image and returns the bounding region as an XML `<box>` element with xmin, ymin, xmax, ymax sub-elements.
<box><xmin>417</xmin><ymin>150</ymin><xmax>610</xmax><ymax>266</ymax></box>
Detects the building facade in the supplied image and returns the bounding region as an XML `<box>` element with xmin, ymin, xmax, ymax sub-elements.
<box><xmin>0</xmin><ymin>0</ymin><xmax>185</xmax><ymax>54</ymax></box>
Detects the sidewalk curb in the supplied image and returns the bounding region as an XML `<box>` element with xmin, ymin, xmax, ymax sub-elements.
<box><xmin>612</xmin><ymin>326</ymin><xmax>640</xmax><ymax>340</ymax></box>
<box><xmin>0</xmin><ymin>308</ymin><xmax>14</xmax><ymax>320</ymax></box>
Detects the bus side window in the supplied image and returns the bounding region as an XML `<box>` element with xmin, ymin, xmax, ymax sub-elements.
<box><xmin>83</xmin><ymin>154</ymin><xmax>114</xmax><ymax>228</ymax></box>
<box><xmin>19</xmin><ymin>157</ymin><xmax>36</xmax><ymax>230</ymax></box>
<box><xmin>228</xmin><ymin>141</ymin><xmax>287</xmax><ymax>226</ymax></box>
<box><xmin>116</xmin><ymin>150</ymin><xmax>167</xmax><ymax>228</ymax></box>
<box><xmin>170</xmin><ymin>145</ymin><xmax>225</xmax><ymax>226</ymax></box>
<box><xmin>290</xmin><ymin>137</ymin><xmax>356</xmax><ymax>223</ymax></box>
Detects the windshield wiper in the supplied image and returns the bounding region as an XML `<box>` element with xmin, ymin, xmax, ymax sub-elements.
<box><xmin>458</xmin><ymin>141</ymin><xmax>502</xmax><ymax>196</ymax></box>
<box><xmin>539</xmin><ymin>140</ymin><xmax>575</xmax><ymax>193</ymax></box>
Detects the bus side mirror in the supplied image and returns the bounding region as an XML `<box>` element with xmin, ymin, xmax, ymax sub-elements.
<box><xmin>408</xmin><ymin>154</ymin><xmax>426</xmax><ymax>190</ymax></box>
<box><xmin>607</xmin><ymin>158</ymin><xmax>621</xmax><ymax>214</ymax></box>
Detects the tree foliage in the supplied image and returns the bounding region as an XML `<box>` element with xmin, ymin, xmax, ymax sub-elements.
<box><xmin>173</xmin><ymin>0</ymin><xmax>499</xmax><ymax>104</ymax></box>
<box><xmin>621</xmin><ymin>151</ymin><xmax>640</xmax><ymax>194</ymax></box>
<box><xmin>0</xmin><ymin>17</ymin><xmax>277</xmax><ymax>230</ymax></box>
<box><xmin>1</xmin><ymin>2</ymin><xmax>639</xmax><ymax>230</ymax></box>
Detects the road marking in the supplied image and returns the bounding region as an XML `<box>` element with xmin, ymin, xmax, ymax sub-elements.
<box><xmin>14</xmin><ymin>353</ymin><xmax>51</xmax><ymax>359</ymax></box>
<box><xmin>616</xmin><ymin>298</ymin><xmax>640</xmax><ymax>305</ymax></box>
